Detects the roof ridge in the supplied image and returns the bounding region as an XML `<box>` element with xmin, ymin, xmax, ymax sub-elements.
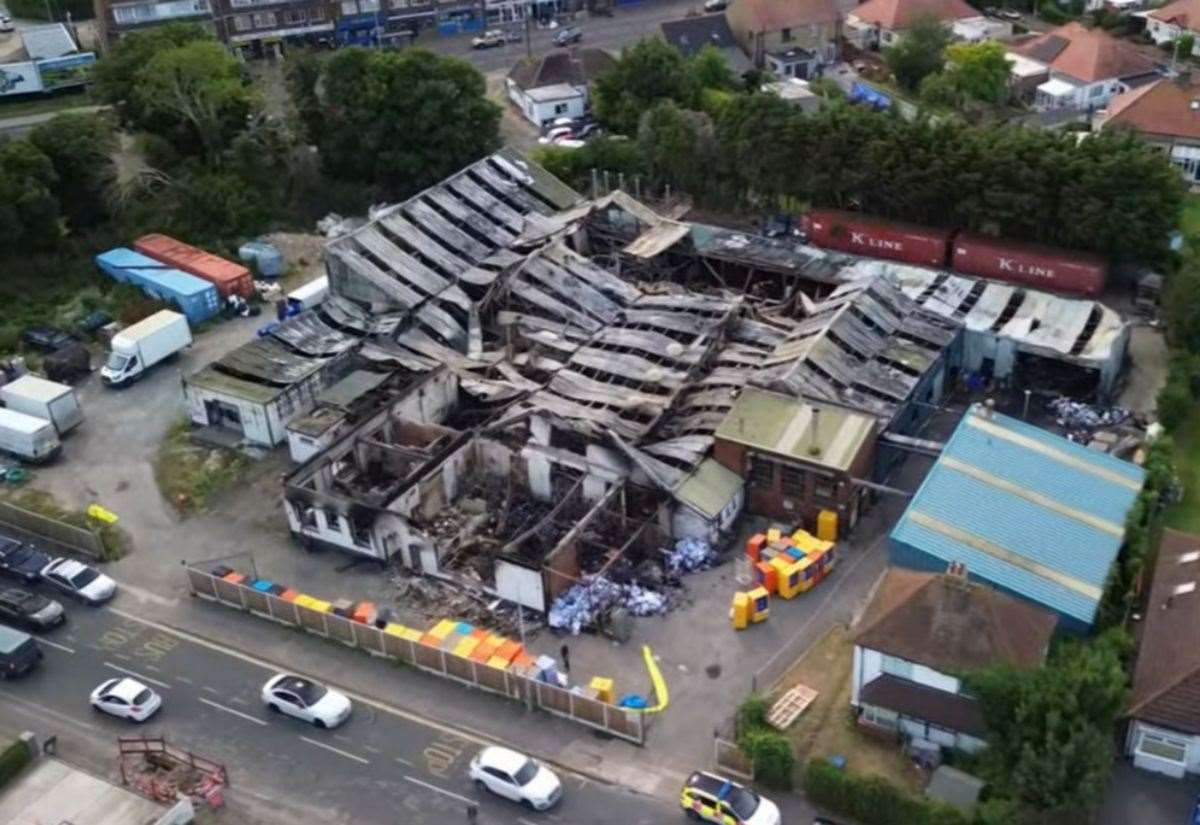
<box><xmin>854</xmin><ymin>570</ymin><xmax>935</xmax><ymax>640</ymax></box>
<box><xmin>1129</xmin><ymin>663</ymin><xmax>1200</xmax><ymax>717</ymax></box>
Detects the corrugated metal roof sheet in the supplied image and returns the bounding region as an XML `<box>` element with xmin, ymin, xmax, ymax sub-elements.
<box><xmin>890</xmin><ymin>403</ymin><xmax>1144</xmax><ymax>625</ymax></box>
<box><xmin>675</xmin><ymin>457</ymin><xmax>744</xmax><ymax>519</ymax></box>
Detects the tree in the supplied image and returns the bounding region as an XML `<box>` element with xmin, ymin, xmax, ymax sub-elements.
<box><xmin>305</xmin><ymin>47</ymin><xmax>500</xmax><ymax>200</ymax></box>
<box><xmin>91</xmin><ymin>23</ymin><xmax>211</xmax><ymax>125</ymax></box>
<box><xmin>0</xmin><ymin>140</ymin><xmax>62</xmax><ymax>252</ymax></box>
<box><xmin>690</xmin><ymin>44</ymin><xmax>737</xmax><ymax>92</ymax></box>
<box><xmin>593</xmin><ymin>38</ymin><xmax>699</xmax><ymax>134</ymax></box>
<box><xmin>28</xmin><ymin>112</ymin><xmax>118</xmax><ymax>230</ymax></box>
<box><xmin>131</xmin><ymin>40</ymin><xmax>259</xmax><ymax>164</ymax></box>
<box><xmin>169</xmin><ymin>171</ymin><xmax>267</xmax><ymax>242</ymax></box>
<box><xmin>884</xmin><ymin>15</ymin><xmax>951</xmax><ymax>91</ymax></box>
<box><xmin>1177</xmin><ymin>34</ymin><xmax>1196</xmax><ymax>60</ymax></box>
<box><xmin>1165</xmin><ymin>244</ymin><xmax>1200</xmax><ymax>354</ymax></box>
<box><xmin>637</xmin><ymin>102</ymin><xmax>717</xmax><ymax>199</ymax></box>
<box><xmin>943</xmin><ymin>41</ymin><xmax>1013</xmax><ymax>105</ymax></box>
<box><xmin>969</xmin><ymin>629</ymin><xmax>1131</xmax><ymax>817</ymax></box>
<box><xmin>285</xmin><ymin>50</ymin><xmax>326</xmax><ymax>146</ymax></box>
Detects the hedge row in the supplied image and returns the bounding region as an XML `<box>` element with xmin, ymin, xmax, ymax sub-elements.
<box><xmin>0</xmin><ymin>740</ymin><xmax>30</xmax><ymax>789</ymax></box>
<box><xmin>804</xmin><ymin>759</ymin><xmax>970</xmax><ymax>825</ymax></box>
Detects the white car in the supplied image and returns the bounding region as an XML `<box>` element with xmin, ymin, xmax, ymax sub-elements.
<box><xmin>40</xmin><ymin>558</ymin><xmax>116</xmax><ymax>605</ymax></box>
<box><xmin>0</xmin><ymin>15</ymin><xmax>12</xmax><ymax>33</ymax></box>
<box><xmin>469</xmin><ymin>746</ymin><xmax>562</xmax><ymax>810</ymax></box>
<box><xmin>90</xmin><ymin>677</ymin><xmax>162</xmax><ymax>722</ymax></box>
<box><xmin>261</xmin><ymin>673</ymin><xmax>351</xmax><ymax>729</ymax></box>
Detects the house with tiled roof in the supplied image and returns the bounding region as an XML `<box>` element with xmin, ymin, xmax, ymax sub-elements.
<box><xmin>852</xmin><ymin>566</ymin><xmax>1056</xmax><ymax>754</ymax></box>
<box><xmin>725</xmin><ymin>0</ymin><xmax>840</xmax><ymax>71</ymax></box>
<box><xmin>661</xmin><ymin>13</ymin><xmax>755</xmax><ymax>75</ymax></box>
<box><xmin>1007</xmin><ymin>22</ymin><xmax>1160</xmax><ymax>111</ymax></box>
<box><xmin>1097</xmin><ymin>77</ymin><xmax>1200</xmax><ymax>184</ymax></box>
<box><xmin>1125</xmin><ymin>529</ymin><xmax>1200</xmax><ymax>778</ymax></box>
<box><xmin>505</xmin><ymin>49</ymin><xmax>616</xmax><ymax>127</ymax></box>
<box><xmin>845</xmin><ymin>0</ymin><xmax>985</xmax><ymax>48</ymax></box>
<box><xmin>1144</xmin><ymin>0</ymin><xmax>1200</xmax><ymax>56</ymax></box>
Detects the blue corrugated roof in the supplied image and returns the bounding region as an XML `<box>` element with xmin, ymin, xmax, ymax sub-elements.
<box><xmin>96</xmin><ymin>247</ymin><xmax>164</xmax><ymax>270</ymax></box>
<box><xmin>890</xmin><ymin>404</ymin><xmax>1144</xmax><ymax>625</ymax></box>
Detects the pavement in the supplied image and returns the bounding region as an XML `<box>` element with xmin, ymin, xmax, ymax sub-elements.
<box><xmin>0</xmin><ymin>104</ymin><xmax>107</xmax><ymax>137</ymax></box>
<box><xmin>1099</xmin><ymin>760</ymin><xmax>1200</xmax><ymax>825</ymax></box>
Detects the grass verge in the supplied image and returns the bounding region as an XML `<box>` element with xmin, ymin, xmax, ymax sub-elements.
<box><xmin>1166</xmin><ymin>414</ymin><xmax>1200</xmax><ymax>533</ymax></box>
<box><xmin>1182</xmin><ymin>192</ymin><xmax>1200</xmax><ymax>239</ymax></box>
<box><xmin>154</xmin><ymin>419</ymin><xmax>251</xmax><ymax>517</ymax></box>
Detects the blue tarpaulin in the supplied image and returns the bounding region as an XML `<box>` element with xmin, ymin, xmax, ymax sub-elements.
<box><xmin>850</xmin><ymin>82</ymin><xmax>891</xmax><ymax>110</ymax></box>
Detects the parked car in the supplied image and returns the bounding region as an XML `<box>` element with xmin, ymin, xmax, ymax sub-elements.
<box><xmin>0</xmin><ymin>538</ymin><xmax>50</xmax><ymax>585</ymax></box>
<box><xmin>0</xmin><ymin>587</ymin><xmax>64</xmax><ymax>630</ymax></box>
<box><xmin>574</xmin><ymin>122</ymin><xmax>602</xmax><ymax>140</ymax></box>
<box><xmin>469</xmin><ymin>746</ymin><xmax>562</xmax><ymax>810</ymax></box>
<box><xmin>703</xmin><ymin>0</ymin><xmax>728</xmax><ymax>10</ymax></box>
<box><xmin>472</xmin><ymin>29</ymin><xmax>507</xmax><ymax>48</ymax></box>
<box><xmin>0</xmin><ymin>14</ymin><xmax>12</xmax><ymax>33</ymax></box>
<box><xmin>21</xmin><ymin>325</ymin><xmax>74</xmax><ymax>353</ymax></box>
<box><xmin>261</xmin><ymin>673</ymin><xmax>351</xmax><ymax>728</ymax></box>
<box><xmin>538</xmin><ymin>126</ymin><xmax>575</xmax><ymax>145</ymax></box>
<box><xmin>680</xmin><ymin>771</ymin><xmax>781</xmax><ymax>825</ymax></box>
<box><xmin>40</xmin><ymin>558</ymin><xmax>117</xmax><ymax>605</ymax></box>
<box><xmin>998</xmin><ymin>8</ymin><xmax>1021</xmax><ymax>19</ymax></box>
<box><xmin>0</xmin><ymin>625</ymin><xmax>41</xmax><ymax>678</ymax></box>
<box><xmin>90</xmin><ymin>677</ymin><xmax>163</xmax><ymax>722</ymax></box>
<box><xmin>553</xmin><ymin>27</ymin><xmax>582</xmax><ymax>46</ymax></box>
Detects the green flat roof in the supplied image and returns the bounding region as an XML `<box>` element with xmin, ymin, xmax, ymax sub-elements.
<box><xmin>715</xmin><ymin>388</ymin><xmax>876</xmax><ymax>472</ymax></box>
<box><xmin>676</xmin><ymin>457</ymin><xmax>745</xmax><ymax>520</ymax></box>
<box><xmin>185</xmin><ymin>366</ymin><xmax>281</xmax><ymax>404</ymax></box>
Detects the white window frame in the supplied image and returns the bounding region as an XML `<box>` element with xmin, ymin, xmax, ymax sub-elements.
<box><xmin>1137</xmin><ymin>729</ymin><xmax>1189</xmax><ymax>765</ymax></box>
<box><xmin>881</xmin><ymin>654</ymin><xmax>914</xmax><ymax>680</ymax></box>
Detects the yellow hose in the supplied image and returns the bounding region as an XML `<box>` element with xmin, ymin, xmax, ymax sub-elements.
<box><xmin>638</xmin><ymin>644</ymin><xmax>669</xmax><ymax>713</ymax></box>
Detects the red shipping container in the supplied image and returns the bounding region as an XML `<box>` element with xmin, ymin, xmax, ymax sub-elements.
<box><xmin>134</xmin><ymin>234</ymin><xmax>254</xmax><ymax>299</ymax></box>
<box><xmin>806</xmin><ymin>209</ymin><xmax>952</xmax><ymax>267</ymax></box>
<box><xmin>951</xmin><ymin>233</ymin><xmax>1107</xmax><ymax>297</ymax></box>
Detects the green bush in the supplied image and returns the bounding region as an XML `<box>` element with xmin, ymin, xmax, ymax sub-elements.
<box><xmin>803</xmin><ymin>759</ymin><xmax>970</xmax><ymax>825</ymax></box>
<box><xmin>0</xmin><ymin>740</ymin><xmax>30</xmax><ymax>789</ymax></box>
<box><xmin>739</xmin><ymin>728</ymin><xmax>794</xmax><ymax>790</ymax></box>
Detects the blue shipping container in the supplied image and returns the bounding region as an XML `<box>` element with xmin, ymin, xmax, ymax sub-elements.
<box><xmin>95</xmin><ymin>247</ymin><xmax>220</xmax><ymax>324</ymax></box>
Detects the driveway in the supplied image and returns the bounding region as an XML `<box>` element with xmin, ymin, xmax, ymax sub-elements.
<box><xmin>1100</xmin><ymin>760</ymin><xmax>1200</xmax><ymax>825</ymax></box>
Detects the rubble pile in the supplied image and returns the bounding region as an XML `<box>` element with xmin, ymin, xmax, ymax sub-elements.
<box><xmin>548</xmin><ymin>576</ymin><xmax>668</xmax><ymax>635</ymax></box>
<box><xmin>390</xmin><ymin>568</ymin><xmax>538</xmax><ymax>638</ymax></box>
<box><xmin>1049</xmin><ymin>397</ymin><xmax>1132</xmax><ymax>442</ymax></box>
<box><xmin>666</xmin><ymin>537</ymin><xmax>716</xmax><ymax>575</ymax></box>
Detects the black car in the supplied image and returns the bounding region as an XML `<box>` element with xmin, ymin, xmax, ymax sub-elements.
<box><xmin>553</xmin><ymin>27</ymin><xmax>582</xmax><ymax>46</ymax></box>
<box><xmin>0</xmin><ymin>538</ymin><xmax>51</xmax><ymax>585</ymax></box>
<box><xmin>0</xmin><ymin>587</ymin><xmax>64</xmax><ymax>630</ymax></box>
<box><xmin>21</xmin><ymin>325</ymin><xmax>74</xmax><ymax>352</ymax></box>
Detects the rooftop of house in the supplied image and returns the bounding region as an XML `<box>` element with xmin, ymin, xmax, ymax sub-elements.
<box><xmin>1010</xmin><ymin>22</ymin><xmax>1158</xmax><ymax>84</ymax></box>
<box><xmin>507</xmin><ymin>48</ymin><xmax>616</xmax><ymax>92</ymax></box>
<box><xmin>726</xmin><ymin>0</ymin><xmax>840</xmax><ymax>33</ymax></box>
<box><xmin>849</xmin><ymin>0</ymin><xmax>980</xmax><ymax>29</ymax></box>
<box><xmin>856</xmin><ymin>567</ymin><xmax>1057</xmax><ymax>675</ymax></box>
<box><xmin>1146</xmin><ymin>0</ymin><xmax>1200</xmax><ymax>28</ymax></box>
<box><xmin>660</xmin><ymin>13</ymin><xmax>754</xmax><ymax>73</ymax></box>
<box><xmin>1101</xmin><ymin>77</ymin><xmax>1200</xmax><ymax>141</ymax></box>
<box><xmin>1128</xmin><ymin>529</ymin><xmax>1200</xmax><ymax>736</ymax></box>
<box><xmin>889</xmin><ymin>403</ymin><xmax>1145</xmax><ymax>627</ymax></box>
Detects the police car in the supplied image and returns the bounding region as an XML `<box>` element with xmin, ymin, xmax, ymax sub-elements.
<box><xmin>680</xmin><ymin>771</ymin><xmax>781</xmax><ymax>825</ymax></box>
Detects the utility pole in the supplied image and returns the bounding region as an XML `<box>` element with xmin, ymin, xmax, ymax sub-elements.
<box><xmin>524</xmin><ymin>2</ymin><xmax>532</xmax><ymax>60</ymax></box>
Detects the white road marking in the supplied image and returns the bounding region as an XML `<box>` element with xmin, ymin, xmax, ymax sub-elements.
<box><xmin>198</xmin><ymin>697</ymin><xmax>267</xmax><ymax>726</ymax></box>
<box><xmin>174</xmin><ymin>675</ymin><xmax>193</xmax><ymax>685</ymax></box>
<box><xmin>395</xmin><ymin>757</ymin><xmax>415</xmax><ymax>766</ymax></box>
<box><xmin>111</xmin><ymin>652</ymin><xmax>131</xmax><ymax>661</ymax></box>
<box><xmin>0</xmin><ymin>689</ymin><xmax>98</xmax><ymax>732</ymax></box>
<box><xmin>104</xmin><ymin>662</ymin><xmax>171</xmax><ymax>689</ymax></box>
<box><xmin>404</xmin><ymin>776</ymin><xmax>474</xmax><ymax>805</ymax></box>
<box><xmin>143</xmin><ymin>664</ymin><xmax>161</xmax><ymax>673</ymax></box>
<box><xmin>300</xmin><ymin>736</ymin><xmax>370</xmax><ymax>765</ymax></box>
<box><xmin>35</xmin><ymin>637</ymin><xmax>75</xmax><ymax>654</ymax></box>
<box><xmin>229</xmin><ymin>697</ymin><xmax>248</xmax><ymax>706</ymax></box>
<box><xmin>363</xmin><ymin>745</ymin><xmax>381</xmax><ymax>755</ymax></box>
<box><xmin>201</xmin><ymin>685</ymin><xmax>220</xmax><ymax>694</ymax></box>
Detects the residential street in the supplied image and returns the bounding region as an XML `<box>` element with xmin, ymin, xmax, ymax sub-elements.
<box><xmin>0</xmin><ymin>602</ymin><xmax>676</xmax><ymax>825</ymax></box>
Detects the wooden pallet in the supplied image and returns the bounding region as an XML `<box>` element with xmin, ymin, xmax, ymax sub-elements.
<box><xmin>767</xmin><ymin>684</ymin><xmax>818</xmax><ymax>730</ymax></box>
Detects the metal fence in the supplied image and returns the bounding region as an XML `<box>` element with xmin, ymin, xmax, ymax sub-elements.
<box><xmin>0</xmin><ymin>500</ymin><xmax>104</xmax><ymax>559</ymax></box>
<box><xmin>713</xmin><ymin>735</ymin><xmax>754</xmax><ymax>781</ymax></box>
<box><xmin>185</xmin><ymin>567</ymin><xmax>645</xmax><ymax>745</ymax></box>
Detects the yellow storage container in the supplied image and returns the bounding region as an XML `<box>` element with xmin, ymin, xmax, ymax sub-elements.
<box><xmin>292</xmin><ymin>594</ymin><xmax>317</xmax><ymax>609</ymax></box>
<box><xmin>589</xmin><ymin>676</ymin><xmax>615</xmax><ymax>703</ymax></box>
<box><xmin>730</xmin><ymin>592</ymin><xmax>750</xmax><ymax>630</ymax></box>
<box><xmin>769</xmin><ymin>556</ymin><xmax>797</xmax><ymax>600</ymax></box>
<box><xmin>749</xmin><ymin>586</ymin><xmax>770</xmax><ymax>622</ymax></box>
<box><xmin>486</xmin><ymin>655</ymin><xmax>512</xmax><ymax>670</ymax></box>
<box><xmin>817</xmin><ymin>509</ymin><xmax>838</xmax><ymax>542</ymax></box>
<box><xmin>429</xmin><ymin>619</ymin><xmax>457</xmax><ymax>640</ymax></box>
<box><xmin>399</xmin><ymin>626</ymin><xmax>424</xmax><ymax>642</ymax></box>
<box><xmin>453</xmin><ymin>636</ymin><xmax>481</xmax><ymax>658</ymax></box>
<box><xmin>307</xmin><ymin>599</ymin><xmax>332</xmax><ymax>613</ymax></box>
<box><xmin>766</xmin><ymin>527</ymin><xmax>783</xmax><ymax>543</ymax></box>
<box><xmin>383</xmin><ymin>623</ymin><xmax>411</xmax><ymax>638</ymax></box>
<box><xmin>776</xmin><ymin>559</ymin><xmax>804</xmax><ymax>599</ymax></box>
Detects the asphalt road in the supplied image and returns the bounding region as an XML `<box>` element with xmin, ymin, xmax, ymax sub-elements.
<box><xmin>0</xmin><ymin>599</ymin><xmax>677</xmax><ymax>825</ymax></box>
<box><xmin>413</xmin><ymin>0</ymin><xmax>705</xmax><ymax>73</ymax></box>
